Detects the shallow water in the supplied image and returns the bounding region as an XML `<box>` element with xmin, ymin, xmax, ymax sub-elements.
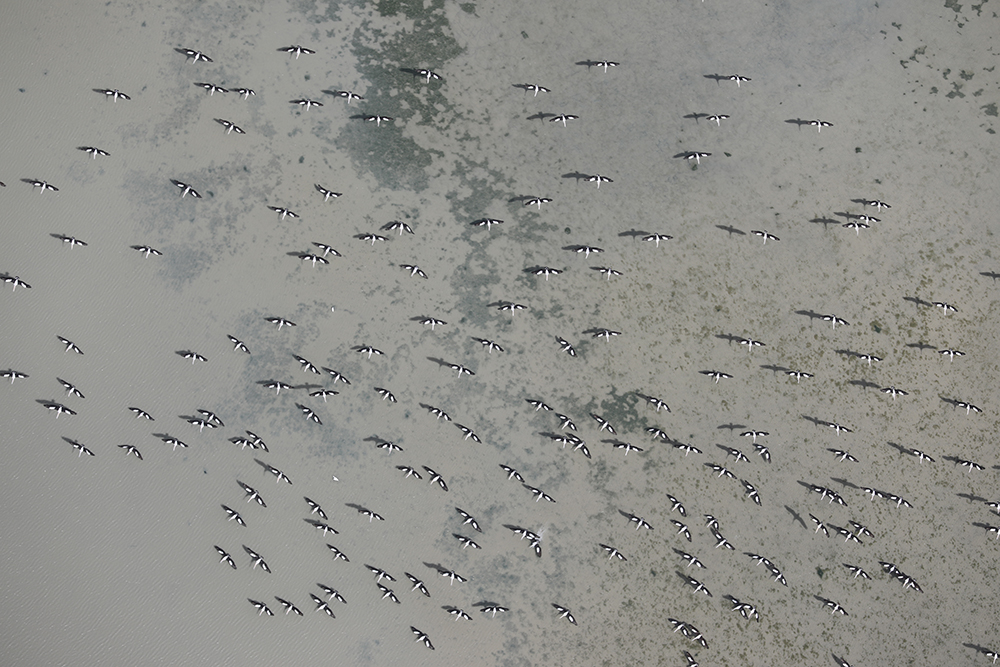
<box><xmin>1</xmin><ymin>0</ymin><xmax>998</xmax><ymax>665</ymax></box>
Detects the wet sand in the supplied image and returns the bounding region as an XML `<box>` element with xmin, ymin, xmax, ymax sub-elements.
<box><xmin>1</xmin><ymin>0</ymin><xmax>998</xmax><ymax>665</ymax></box>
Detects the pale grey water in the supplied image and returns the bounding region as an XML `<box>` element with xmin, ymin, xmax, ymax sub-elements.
<box><xmin>1</xmin><ymin>0</ymin><xmax>998</xmax><ymax>666</ymax></box>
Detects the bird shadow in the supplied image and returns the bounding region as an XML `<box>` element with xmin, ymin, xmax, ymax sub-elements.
<box><xmin>683</xmin><ymin>112</ymin><xmax>708</xmax><ymax>123</ymax></box>
<box><xmin>801</xmin><ymin>415</ymin><xmax>829</xmax><ymax>428</ymax></box>
<box><xmin>472</xmin><ymin>599</ymin><xmax>502</xmax><ymax>608</ymax></box>
<box><xmin>501</xmin><ymin>524</ymin><xmax>527</xmax><ymax>536</ymax></box>
<box><xmin>785</xmin><ymin>118</ymin><xmax>811</xmax><ymax>130</ymax></box>
<box><xmin>527</xmin><ymin>112</ymin><xmax>556</xmax><ymax>122</ymax></box>
<box><xmin>295</xmin><ymin>382</ymin><xmax>322</xmax><ymax>391</ymax></box>
<box><xmin>760</xmin><ymin>364</ymin><xmax>789</xmax><ymax>375</ymax></box>
<box><xmin>979</xmin><ymin>270</ymin><xmax>1000</xmax><ymax>281</ymax></box>
<box><xmin>957</xmin><ymin>492</ymin><xmax>987</xmax><ymax>503</ymax></box>
<box><xmin>618</xmin><ymin>509</ymin><xmax>637</xmax><ymax>521</ymax></box>
<box><xmin>904</xmin><ymin>295</ymin><xmax>934</xmax><ymax>309</ymax></box>
<box><xmin>716</xmin><ymin>423</ymin><xmax>747</xmax><ymax>433</ymax></box>
<box><xmin>904</xmin><ymin>340</ymin><xmax>936</xmax><ymax>351</ymax></box>
<box><xmin>561</xmin><ymin>171</ymin><xmax>591</xmax><ymax>183</ymax></box>
<box><xmin>963</xmin><ymin>644</ymin><xmax>997</xmax><ymax>660</ymax></box>
<box><xmin>507</xmin><ymin>195</ymin><xmax>534</xmax><ymax>204</ymax></box>
<box><xmin>795</xmin><ymin>309</ymin><xmax>827</xmax><ymax>323</ymax></box>
<box><xmin>618</xmin><ymin>229</ymin><xmax>650</xmax><ymax>239</ymax></box>
<box><xmin>784</xmin><ymin>505</ymin><xmax>808</xmax><ymax>530</ymax></box>
<box><xmin>422</xmin><ymin>561</ymin><xmax>448</xmax><ymax>574</ymax></box>
<box><xmin>715</xmin><ymin>333</ymin><xmax>743</xmax><ymax>345</ymax></box>
<box><xmin>703</xmin><ymin>73</ymin><xmax>728</xmax><ymax>85</ymax></box>
<box><xmin>829</xmin><ymin>476</ymin><xmax>856</xmax><ymax>491</ymax></box>
<box><xmin>806</xmin><ymin>217</ymin><xmax>839</xmax><ymax>232</ymax></box>
<box><xmin>523</xmin><ymin>265</ymin><xmax>551</xmax><ymax>276</ymax></box>
<box><xmin>832</xmin><ymin>653</ymin><xmax>853</xmax><ymax>667</ymax></box>
<box><xmin>511</xmin><ymin>84</ymin><xmax>538</xmax><ymax>95</ymax></box>
<box><xmin>716</xmin><ymin>443</ymin><xmax>740</xmax><ymax>456</ymax></box>
<box><xmin>848</xmin><ymin>378</ymin><xmax>880</xmax><ymax>391</ymax></box>
<box><xmin>885</xmin><ymin>441</ymin><xmax>910</xmax><ymax>455</ymax></box>
<box><xmin>581</xmin><ymin>328</ymin><xmax>608</xmax><ymax>337</ymax></box>
<box><xmin>716</xmin><ymin>224</ymin><xmax>747</xmax><ymax>236</ymax></box>
<box><xmin>675</xmin><ymin>571</ymin><xmax>694</xmax><ymax>586</ymax></box>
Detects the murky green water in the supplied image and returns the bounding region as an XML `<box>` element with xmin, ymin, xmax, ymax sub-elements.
<box><xmin>1</xmin><ymin>1</ymin><xmax>998</xmax><ymax>665</ymax></box>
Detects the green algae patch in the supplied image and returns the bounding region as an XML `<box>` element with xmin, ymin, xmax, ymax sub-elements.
<box><xmin>334</xmin><ymin>0</ymin><xmax>465</xmax><ymax>191</ymax></box>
